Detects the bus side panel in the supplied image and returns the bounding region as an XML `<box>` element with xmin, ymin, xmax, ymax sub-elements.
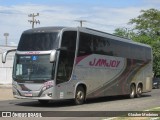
<box><xmin>55</xmin><ymin>81</ymin><xmax>77</xmax><ymax>100</ymax></box>
<box><xmin>132</xmin><ymin>62</ymin><xmax>152</xmax><ymax>92</ymax></box>
<box><xmin>74</xmin><ymin>54</ymin><xmax>152</xmax><ymax>98</ymax></box>
<box><xmin>74</xmin><ymin>54</ymin><xmax>127</xmax><ymax>98</ymax></box>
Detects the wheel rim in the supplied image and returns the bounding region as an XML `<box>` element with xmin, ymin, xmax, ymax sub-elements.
<box><xmin>137</xmin><ymin>87</ymin><xmax>142</xmax><ymax>94</ymax></box>
<box><xmin>137</xmin><ymin>86</ymin><xmax>142</xmax><ymax>97</ymax></box>
<box><xmin>76</xmin><ymin>91</ymin><xmax>84</xmax><ymax>102</ymax></box>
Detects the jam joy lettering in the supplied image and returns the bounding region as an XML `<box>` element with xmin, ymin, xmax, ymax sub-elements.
<box><xmin>89</xmin><ymin>58</ymin><xmax>120</xmax><ymax>68</ymax></box>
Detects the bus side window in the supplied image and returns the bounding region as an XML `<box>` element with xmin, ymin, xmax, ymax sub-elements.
<box><xmin>56</xmin><ymin>31</ymin><xmax>77</xmax><ymax>84</ymax></box>
<box><xmin>78</xmin><ymin>32</ymin><xmax>93</xmax><ymax>56</ymax></box>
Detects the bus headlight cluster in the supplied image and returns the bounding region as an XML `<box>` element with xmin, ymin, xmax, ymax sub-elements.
<box><xmin>42</xmin><ymin>81</ymin><xmax>54</xmax><ymax>91</ymax></box>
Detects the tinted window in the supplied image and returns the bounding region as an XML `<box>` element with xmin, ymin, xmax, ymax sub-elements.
<box><xmin>112</xmin><ymin>41</ymin><xmax>130</xmax><ymax>58</ymax></box>
<box><xmin>17</xmin><ymin>32</ymin><xmax>59</xmax><ymax>51</ymax></box>
<box><xmin>78</xmin><ymin>32</ymin><xmax>93</xmax><ymax>56</ymax></box>
<box><xmin>56</xmin><ymin>31</ymin><xmax>77</xmax><ymax>84</ymax></box>
<box><xmin>78</xmin><ymin>32</ymin><xmax>111</xmax><ymax>56</ymax></box>
<box><xmin>145</xmin><ymin>47</ymin><xmax>152</xmax><ymax>60</ymax></box>
<box><xmin>61</xmin><ymin>31</ymin><xmax>76</xmax><ymax>51</ymax></box>
<box><xmin>78</xmin><ymin>32</ymin><xmax>150</xmax><ymax>60</ymax></box>
<box><xmin>92</xmin><ymin>35</ymin><xmax>111</xmax><ymax>55</ymax></box>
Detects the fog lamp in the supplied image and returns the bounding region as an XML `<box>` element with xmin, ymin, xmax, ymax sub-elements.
<box><xmin>47</xmin><ymin>92</ymin><xmax>52</xmax><ymax>97</ymax></box>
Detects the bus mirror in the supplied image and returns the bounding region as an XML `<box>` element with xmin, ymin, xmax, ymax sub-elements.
<box><xmin>2</xmin><ymin>51</ymin><xmax>7</xmax><ymax>63</ymax></box>
<box><xmin>50</xmin><ymin>50</ymin><xmax>57</xmax><ymax>63</ymax></box>
<box><xmin>2</xmin><ymin>49</ymin><xmax>17</xmax><ymax>63</ymax></box>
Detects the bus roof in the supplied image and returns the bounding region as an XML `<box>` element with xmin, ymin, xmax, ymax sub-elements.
<box><xmin>78</xmin><ymin>27</ymin><xmax>151</xmax><ymax>48</ymax></box>
<box><xmin>23</xmin><ymin>26</ymin><xmax>151</xmax><ymax>48</ymax></box>
<box><xmin>23</xmin><ymin>26</ymin><xmax>66</xmax><ymax>33</ymax></box>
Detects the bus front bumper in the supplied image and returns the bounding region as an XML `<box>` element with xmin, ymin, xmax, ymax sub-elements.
<box><xmin>12</xmin><ymin>87</ymin><xmax>57</xmax><ymax>100</ymax></box>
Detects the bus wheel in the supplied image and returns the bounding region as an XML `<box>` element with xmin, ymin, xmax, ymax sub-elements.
<box><xmin>74</xmin><ymin>86</ymin><xmax>85</xmax><ymax>105</ymax></box>
<box><xmin>136</xmin><ymin>84</ymin><xmax>142</xmax><ymax>98</ymax></box>
<box><xmin>38</xmin><ymin>100</ymin><xmax>49</xmax><ymax>104</ymax></box>
<box><xmin>130</xmin><ymin>84</ymin><xmax>136</xmax><ymax>99</ymax></box>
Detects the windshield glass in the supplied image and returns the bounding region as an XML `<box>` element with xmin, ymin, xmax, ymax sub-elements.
<box><xmin>17</xmin><ymin>32</ymin><xmax>59</xmax><ymax>51</ymax></box>
<box><xmin>13</xmin><ymin>54</ymin><xmax>54</xmax><ymax>80</ymax></box>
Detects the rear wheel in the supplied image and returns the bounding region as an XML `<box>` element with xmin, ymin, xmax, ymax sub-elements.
<box><xmin>136</xmin><ymin>84</ymin><xmax>142</xmax><ymax>98</ymax></box>
<box><xmin>74</xmin><ymin>86</ymin><xmax>85</xmax><ymax>105</ymax></box>
<box><xmin>130</xmin><ymin>84</ymin><xmax>136</xmax><ymax>99</ymax></box>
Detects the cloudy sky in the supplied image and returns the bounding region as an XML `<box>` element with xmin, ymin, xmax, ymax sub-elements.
<box><xmin>0</xmin><ymin>0</ymin><xmax>160</xmax><ymax>46</ymax></box>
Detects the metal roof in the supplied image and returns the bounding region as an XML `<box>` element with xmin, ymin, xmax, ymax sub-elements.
<box><xmin>23</xmin><ymin>26</ymin><xmax>66</xmax><ymax>33</ymax></box>
<box><xmin>22</xmin><ymin>26</ymin><xmax>151</xmax><ymax>48</ymax></box>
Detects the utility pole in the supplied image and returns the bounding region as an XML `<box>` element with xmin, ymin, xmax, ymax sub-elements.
<box><xmin>28</xmin><ymin>13</ymin><xmax>40</xmax><ymax>28</ymax></box>
<box><xmin>4</xmin><ymin>33</ymin><xmax>9</xmax><ymax>46</ymax></box>
<box><xmin>75</xmin><ymin>20</ymin><xmax>87</xmax><ymax>27</ymax></box>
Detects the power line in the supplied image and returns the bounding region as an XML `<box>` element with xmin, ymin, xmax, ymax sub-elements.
<box><xmin>28</xmin><ymin>13</ymin><xmax>40</xmax><ymax>29</ymax></box>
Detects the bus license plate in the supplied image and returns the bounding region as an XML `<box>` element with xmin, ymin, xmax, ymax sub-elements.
<box><xmin>24</xmin><ymin>93</ymin><xmax>33</xmax><ymax>97</ymax></box>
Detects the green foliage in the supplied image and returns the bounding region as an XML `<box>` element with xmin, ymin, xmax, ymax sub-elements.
<box><xmin>114</xmin><ymin>8</ymin><xmax>160</xmax><ymax>77</ymax></box>
<box><xmin>132</xmin><ymin>35</ymin><xmax>153</xmax><ymax>45</ymax></box>
<box><xmin>129</xmin><ymin>8</ymin><xmax>160</xmax><ymax>38</ymax></box>
<box><xmin>113</xmin><ymin>28</ymin><xmax>128</xmax><ymax>37</ymax></box>
<box><xmin>113</xmin><ymin>28</ymin><xmax>136</xmax><ymax>40</ymax></box>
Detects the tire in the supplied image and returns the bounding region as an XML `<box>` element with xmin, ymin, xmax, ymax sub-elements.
<box><xmin>136</xmin><ymin>84</ymin><xmax>142</xmax><ymax>98</ymax></box>
<box><xmin>38</xmin><ymin>100</ymin><xmax>49</xmax><ymax>104</ymax></box>
<box><xmin>130</xmin><ymin>84</ymin><xmax>136</xmax><ymax>99</ymax></box>
<box><xmin>74</xmin><ymin>86</ymin><xmax>85</xmax><ymax>105</ymax></box>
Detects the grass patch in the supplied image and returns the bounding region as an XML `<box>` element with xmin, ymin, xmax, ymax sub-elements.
<box><xmin>148</xmin><ymin>107</ymin><xmax>160</xmax><ymax>111</ymax></box>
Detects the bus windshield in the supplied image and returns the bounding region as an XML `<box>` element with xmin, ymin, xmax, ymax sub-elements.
<box><xmin>17</xmin><ymin>32</ymin><xmax>59</xmax><ymax>51</ymax></box>
<box><xmin>13</xmin><ymin>55</ymin><xmax>54</xmax><ymax>81</ymax></box>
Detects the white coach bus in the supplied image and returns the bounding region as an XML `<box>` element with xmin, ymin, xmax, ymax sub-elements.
<box><xmin>2</xmin><ymin>27</ymin><xmax>153</xmax><ymax>105</ymax></box>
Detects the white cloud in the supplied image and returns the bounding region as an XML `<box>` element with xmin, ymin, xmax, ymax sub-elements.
<box><xmin>0</xmin><ymin>3</ymin><xmax>159</xmax><ymax>46</ymax></box>
<box><xmin>144</xmin><ymin>0</ymin><xmax>160</xmax><ymax>4</ymax></box>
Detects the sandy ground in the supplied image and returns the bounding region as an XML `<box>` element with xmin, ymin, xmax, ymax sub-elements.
<box><xmin>0</xmin><ymin>85</ymin><xmax>15</xmax><ymax>101</ymax></box>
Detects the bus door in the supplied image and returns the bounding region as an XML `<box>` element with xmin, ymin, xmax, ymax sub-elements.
<box><xmin>56</xmin><ymin>31</ymin><xmax>77</xmax><ymax>99</ymax></box>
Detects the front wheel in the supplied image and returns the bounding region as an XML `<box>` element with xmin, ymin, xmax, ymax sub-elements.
<box><xmin>74</xmin><ymin>86</ymin><xmax>85</xmax><ymax>105</ymax></box>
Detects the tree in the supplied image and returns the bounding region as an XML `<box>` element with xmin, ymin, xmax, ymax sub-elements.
<box><xmin>114</xmin><ymin>8</ymin><xmax>160</xmax><ymax>77</ymax></box>
<box><xmin>132</xmin><ymin>34</ymin><xmax>154</xmax><ymax>45</ymax></box>
<box><xmin>129</xmin><ymin>8</ymin><xmax>160</xmax><ymax>41</ymax></box>
<box><xmin>113</xmin><ymin>27</ymin><xmax>135</xmax><ymax>39</ymax></box>
<box><xmin>113</xmin><ymin>28</ymin><xmax>128</xmax><ymax>37</ymax></box>
<box><xmin>129</xmin><ymin>8</ymin><xmax>160</xmax><ymax>77</ymax></box>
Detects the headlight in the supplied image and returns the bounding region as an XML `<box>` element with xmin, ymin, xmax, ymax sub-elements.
<box><xmin>42</xmin><ymin>81</ymin><xmax>54</xmax><ymax>92</ymax></box>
